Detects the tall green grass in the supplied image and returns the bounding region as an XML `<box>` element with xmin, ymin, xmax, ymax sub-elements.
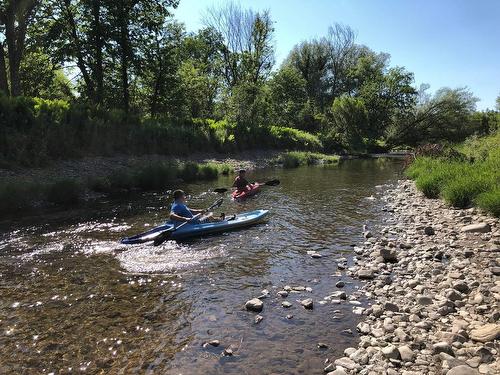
<box><xmin>278</xmin><ymin>152</ymin><xmax>340</xmax><ymax>168</ymax></box>
<box><xmin>406</xmin><ymin>131</ymin><xmax>500</xmax><ymax>216</ymax></box>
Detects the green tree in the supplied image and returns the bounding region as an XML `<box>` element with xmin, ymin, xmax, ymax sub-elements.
<box><xmin>20</xmin><ymin>49</ymin><xmax>73</xmax><ymax>100</ymax></box>
<box><xmin>0</xmin><ymin>0</ymin><xmax>40</xmax><ymax>96</ymax></box>
<box><xmin>268</xmin><ymin>66</ymin><xmax>307</xmax><ymax>128</ymax></box>
<box><xmin>328</xmin><ymin>96</ymin><xmax>369</xmax><ymax>151</ymax></box>
<box><xmin>204</xmin><ymin>2</ymin><xmax>274</xmax><ymax>88</ymax></box>
<box><xmin>285</xmin><ymin>40</ymin><xmax>329</xmax><ymax>110</ymax></box>
<box><xmin>386</xmin><ymin>87</ymin><xmax>478</xmax><ymax>146</ymax></box>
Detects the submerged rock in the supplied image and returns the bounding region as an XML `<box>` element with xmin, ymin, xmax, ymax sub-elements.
<box><xmin>245</xmin><ymin>298</ymin><xmax>263</xmax><ymax>312</ymax></box>
<box><xmin>300</xmin><ymin>298</ymin><xmax>313</xmax><ymax>309</ymax></box>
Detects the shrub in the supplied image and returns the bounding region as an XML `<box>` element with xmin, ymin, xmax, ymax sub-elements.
<box><xmin>441</xmin><ymin>174</ymin><xmax>490</xmax><ymax>208</ymax></box>
<box><xmin>87</xmin><ymin>176</ymin><xmax>112</xmax><ymax>193</ymax></box>
<box><xmin>108</xmin><ymin>171</ymin><xmax>135</xmax><ymax>191</ymax></box>
<box><xmin>45</xmin><ymin>179</ymin><xmax>82</xmax><ymax>205</ymax></box>
<box><xmin>269</xmin><ymin>126</ymin><xmax>323</xmax><ymax>151</ymax></box>
<box><xmin>476</xmin><ymin>189</ymin><xmax>500</xmax><ymax>217</ymax></box>
<box><xmin>406</xmin><ymin>131</ymin><xmax>499</xmax><ymax>216</ymax></box>
<box><xmin>0</xmin><ymin>182</ymin><xmax>36</xmax><ymax>214</ymax></box>
<box><xmin>134</xmin><ymin>162</ymin><xmax>178</xmax><ymax>190</ymax></box>
<box><xmin>279</xmin><ymin>152</ymin><xmax>340</xmax><ymax>168</ymax></box>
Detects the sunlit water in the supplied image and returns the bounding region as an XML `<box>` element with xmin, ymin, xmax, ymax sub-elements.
<box><xmin>0</xmin><ymin>159</ymin><xmax>401</xmax><ymax>374</ymax></box>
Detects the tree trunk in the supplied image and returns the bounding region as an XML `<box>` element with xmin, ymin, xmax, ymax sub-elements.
<box><xmin>150</xmin><ymin>38</ymin><xmax>163</xmax><ymax>116</ymax></box>
<box><xmin>2</xmin><ymin>0</ymin><xmax>39</xmax><ymax>97</ymax></box>
<box><xmin>62</xmin><ymin>0</ymin><xmax>95</xmax><ymax>100</ymax></box>
<box><xmin>119</xmin><ymin>3</ymin><xmax>130</xmax><ymax>113</ymax></box>
<box><xmin>91</xmin><ymin>0</ymin><xmax>104</xmax><ymax>105</ymax></box>
<box><xmin>0</xmin><ymin>43</ymin><xmax>9</xmax><ymax>95</ymax></box>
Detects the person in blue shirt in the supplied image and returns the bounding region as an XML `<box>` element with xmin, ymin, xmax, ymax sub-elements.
<box><xmin>169</xmin><ymin>190</ymin><xmax>204</xmax><ymax>225</ymax></box>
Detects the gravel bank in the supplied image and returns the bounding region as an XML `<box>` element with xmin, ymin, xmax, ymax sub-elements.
<box><xmin>328</xmin><ymin>180</ymin><xmax>499</xmax><ymax>375</ymax></box>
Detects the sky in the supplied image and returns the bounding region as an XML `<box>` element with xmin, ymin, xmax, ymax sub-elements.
<box><xmin>173</xmin><ymin>0</ymin><xmax>500</xmax><ymax>110</ymax></box>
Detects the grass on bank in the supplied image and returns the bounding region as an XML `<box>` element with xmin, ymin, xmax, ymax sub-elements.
<box><xmin>406</xmin><ymin>131</ymin><xmax>500</xmax><ymax>217</ymax></box>
<box><xmin>277</xmin><ymin>151</ymin><xmax>340</xmax><ymax>168</ymax></box>
<box><xmin>0</xmin><ymin>161</ymin><xmax>231</xmax><ymax>216</ymax></box>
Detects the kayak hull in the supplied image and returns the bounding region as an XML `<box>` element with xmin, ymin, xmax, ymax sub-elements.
<box><xmin>121</xmin><ymin>209</ymin><xmax>269</xmax><ymax>244</ymax></box>
<box><xmin>232</xmin><ymin>183</ymin><xmax>261</xmax><ymax>201</ymax></box>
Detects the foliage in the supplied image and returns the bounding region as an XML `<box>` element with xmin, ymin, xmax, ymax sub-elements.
<box><xmin>387</xmin><ymin>87</ymin><xmax>479</xmax><ymax>146</ymax></box>
<box><xmin>45</xmin><ymin>179</ymin><xmax>82</xmax><ymax>205</ymax></box>
<box><xmin>328</xmin><ymin>96</ymin><xmax>369</xmax><ymax>152</ymax></box>
<box><xmin>406</xmin><ymin>131</ymin><xmax>500</xmax><ymax>216</ymax></box>
<box><xmin>278</xmin><ymin>151</ymin><xmax>340</xmax><ymax>168</ymax></box>
<box><xmin>269</xmin><ymin>126</ymin><xmax>323</xmax><ymax>151</ymax></box>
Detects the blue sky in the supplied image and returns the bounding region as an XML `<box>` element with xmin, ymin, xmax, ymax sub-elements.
<box><xmin>174</xmin><ymin>0</ymin><xmax>500</xmax><ymax>110</ymax></box>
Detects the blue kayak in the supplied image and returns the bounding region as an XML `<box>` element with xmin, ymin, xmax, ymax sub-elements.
<box><xmin>121</xmin><ymin>209</ymin><xmax>269</xmax><ymax>244</ymax></box>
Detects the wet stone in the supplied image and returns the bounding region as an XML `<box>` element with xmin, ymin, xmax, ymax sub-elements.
<box><xmin>245</xmin><ymin>298</ymin><xmax>263</xmax><ymax>312</ymax></box>
<box><xmin>300</xmin><ymin>298</ymin><xmax>313</xmax><ymax>309</ymax></box>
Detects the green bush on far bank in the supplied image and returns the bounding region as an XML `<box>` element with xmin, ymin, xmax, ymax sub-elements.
<box><xmin>406</xmin><ymin>132</ymin><xmax>500</xmax><ymax>217</ymax></box>
<box><xmin>278</xmin><ymin>151</ymin><xmax>340</xmax><ymax>168</ymax></box>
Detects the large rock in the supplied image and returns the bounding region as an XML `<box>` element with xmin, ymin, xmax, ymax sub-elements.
<box><xmin>424</xmin><ymin>226</ymin><xmax>435</xmax><ymax>235</ymax></box>
<box><xmin>300</xmin><ymin>298</ymin><xmax>313</xmax><ymax>309</ymax></box>
<box><xmin>446</xmin><ymin>365</ymin><xmax>480</xmax><ymax>375</ymax></box>
<box><xmin>398</xmin><ymin>345</ymin><xmax>415</xmax><ymax>362</ymax></box>
<box><xmin>357</xmin><ymin>269</ymin><xmax>374</xmax><ymax>279</ymax></box>
<box><xmin>417</xmin><ymin>295</ymin><xmax>434</xmax><ymax>305</ymax></box>
<box><xmin>469</xmin><ymin>324</ymin><xmax>500</xmax><ymax>343</ymax></box>
<box><xmin>245</xmin><ymin>298</ymin><xmax>263</xmax><ymax>312</ymax></box>
<box><xmin>384</xmin><ymin>301</ymin><xmax>400</xmax><ymax>312</ymax></box>
<box><xmin>327</xmin><ymin>369</ymin><xmax>348</xmax><ymax>375</ymax></box>
<box><xmin>460</xmin><ymin>223</ymin><xmax>491</xmax><ymax>233</ymax></box>
<box><xmin>382</xmin><ymin>345</ymin><xmax>401</xmax><ymax>360</ymax></box>
<box><xmin>380</xmin><ymin>248</ymin><xmax>398</xmax><ymax>262</ymax></box>
<box><xmin>333</xmin><ymin>357</ymin><xmax>357</xmax><ymax>370</ymax></box>
<box><xmin>433</xmin><ymin>342</ymin><xmax>454</xmax><ymax>356</ymax></box>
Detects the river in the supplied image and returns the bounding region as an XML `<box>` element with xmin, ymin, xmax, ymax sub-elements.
<box><xmin>0</xmin><ymin>159</ymin><xmax>402</xmax><ymax>374</ymax></box>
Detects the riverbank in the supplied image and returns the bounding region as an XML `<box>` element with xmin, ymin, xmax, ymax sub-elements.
<box><xmin>0</xmin><ymin>150</ymin><xmax>344</xmax><ymax>218</ymax></box>
<box><xmin>328</xmin><ymin>180</ymin><xmax>499</xmax><ymax>374</ymax></box>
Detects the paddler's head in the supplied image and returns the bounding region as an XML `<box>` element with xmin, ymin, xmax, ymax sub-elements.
<box><xmin>238</xmin><ymin>169</ymin><xmax>246</xmax><ymax>177</ymax></box>
<box><xmin>173</xmin><ymin>189</ymin><xmax>186</xmax><ymax>203</ymax></box>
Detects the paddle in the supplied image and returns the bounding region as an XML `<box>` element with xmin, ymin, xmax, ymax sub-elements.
<box><xmin>152</xmin><ymin>197</ymin><xmax>224</xmax><ymax>246</ymax></box>
<box><xmin>213</xmin><ymin>179</ymin><xmax>280</xmax><ymax>194</ymax></box>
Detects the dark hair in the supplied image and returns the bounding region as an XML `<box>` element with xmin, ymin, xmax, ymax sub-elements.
<box><xmin>173</xmin><ymin>189</ymin><xmax>185</xmax><ymax>200</ymax></box>
<box><xmin>239</xmin><ymin>169</ymin><xmax>246</xmax><ymax>174</ymax></box>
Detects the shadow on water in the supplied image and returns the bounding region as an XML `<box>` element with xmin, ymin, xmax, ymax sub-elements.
<box><xmin>0</xmin><ymin>159</ymin><xmax>401</xmax><ymax>374</ymax></box>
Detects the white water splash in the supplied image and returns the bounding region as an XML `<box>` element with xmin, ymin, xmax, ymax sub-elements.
<box><xmin>117</xmin><ymin>242</ymin><xmax>227</xmax><ymax>274</ymax></box>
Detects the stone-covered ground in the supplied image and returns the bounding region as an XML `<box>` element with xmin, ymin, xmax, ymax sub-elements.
<box><xmin>326</xmin><ymin>180</ymin><xmax>499</xmax><ymax>375</ymax></box>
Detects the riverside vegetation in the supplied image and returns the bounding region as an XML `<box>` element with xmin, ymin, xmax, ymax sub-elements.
<box><xmin>406</xmin><ymin>131</ymin><xmax>500</xmax><ymax>217</ymax></box>
<box><xmin>1</xmin><ymin>1</ymin><xmax>499</xmax><ymax>218</ymax></box>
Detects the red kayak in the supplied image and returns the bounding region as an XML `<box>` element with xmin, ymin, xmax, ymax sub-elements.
<box><xmin>232</xmin><ymin>183</ymin><xmax>261</xmax><ymax>201</ymax></box>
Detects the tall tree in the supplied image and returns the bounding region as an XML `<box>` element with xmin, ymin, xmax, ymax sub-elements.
<box><xmin>204</xmin><ymin>1</ymin><xmax>274</xmax><ymax>88</ymax></box>
<box><xmin>285</xmin><ymin>40</ymin><xmax>329</xmax><ymax>110</ymax></box>
<box><xmin>324</xmin><ymin>23</ymin><xmax>356</xmax><ymax>100</ymax></box>
<box><xmin>0</xmin><ymin>0</ymin><xmax>40</xmax><ymax>96</ymax></box>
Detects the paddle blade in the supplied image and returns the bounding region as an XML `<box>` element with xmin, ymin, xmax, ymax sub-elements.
<box><xmin>213</xmin><ymin>188</ymin><xmax>228</xmax><ymax>193</ymax></box>
<box><xmin>264</xmin><ymin>179</ymin><xmax>280</xmax><ymax>186</ymax></box>
<box><xmin>153</xmin><ymin>228</ymin><xmax>174</xmax><ymax>246</ymax></box>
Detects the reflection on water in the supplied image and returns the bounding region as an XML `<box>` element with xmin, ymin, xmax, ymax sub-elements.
<box><xmin>0</xmin><ymin>159</ymin><xmax>401</xmax><ymax>374</ymax></box>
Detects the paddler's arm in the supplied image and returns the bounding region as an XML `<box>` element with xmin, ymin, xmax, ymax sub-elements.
<box><xmin>169</xmin><ymin>212</ymin><xmax>194</xmax><ymax>222</ymax></box>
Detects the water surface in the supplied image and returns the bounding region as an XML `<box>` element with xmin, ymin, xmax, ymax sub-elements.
<box><xmin>0</xmin><ymin>159</ymin><xmax>401</xmax><ymax>374</ymax></box>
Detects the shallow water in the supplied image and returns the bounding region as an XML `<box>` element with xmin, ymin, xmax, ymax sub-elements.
<box><xmin>0</xmin><ymin>159</ymin><xmax>401</xmax><ymax>374</ymax></box>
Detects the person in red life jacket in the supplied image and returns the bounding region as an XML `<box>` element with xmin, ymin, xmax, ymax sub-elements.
<box><xmin>233</xmin><ymin>169</ymin><xmax>250</xmax><ymax>191</ymax></box>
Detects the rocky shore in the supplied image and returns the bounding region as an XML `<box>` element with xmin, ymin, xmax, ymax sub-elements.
<box><xmin>328</xmin><ymin>180</ymin><xmax>499</xmax><ymax>375</ymax></box>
